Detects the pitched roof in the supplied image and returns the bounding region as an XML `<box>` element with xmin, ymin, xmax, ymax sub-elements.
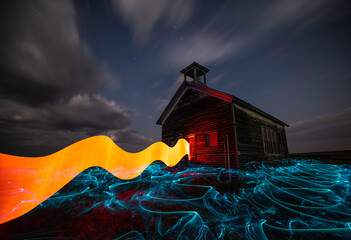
<box><xmin>156</xmin><ymin>81</ymin><xmax>289</xmax><ymax>126</ymax></box>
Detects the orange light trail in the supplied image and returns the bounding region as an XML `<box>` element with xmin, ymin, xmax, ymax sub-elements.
<box><xmin>0</xmin><ymin>136</ymin><xmax>189</xmax><ymax>224</ymax></box>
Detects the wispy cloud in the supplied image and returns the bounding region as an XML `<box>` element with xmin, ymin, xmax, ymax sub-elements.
<box><xmin>208</xmin><ymin>74</ymin><xmax>226</xmax><ymax>84</ymax></box>
<box><xmin>112</xmin><ymin>0</ymin><xmax>336</xmax><ymax>68</ymax></box>
<box><xmin>150</xmin><ymin>74</ymin><xmax>184</xmax><ymax>120</ymax></box>
<box><xmin>113</xmin><ymin>0</ymin><xmax>195</xmax><ymax>47</ymax></box>
<box><xmin>162</xmin><ymin>30</ymin><xmax>243</xmax><ymax>68</ymax></box>
<box><xmin>168</xmin><ymin>74</ymin><xmax>184</xmax><ymax>93</ymax></box>
<box><xmin>260</xmin><ymin>0</ymin><xmax>331</xmax><ymax>32</ymax></box>
<box><xmin>152</xmin><ymin>98</ymin><xmax>169</xmax><ymax>114</ymax></box>
<box><xmin>287</xmin><ymin>107</ymin><xmax>351</xmax><ymax>152</ymax></box>
<box><xmin>161</xmin><ymin>0</ymin><xmax>336</xmax><ymax>69</ymax></box>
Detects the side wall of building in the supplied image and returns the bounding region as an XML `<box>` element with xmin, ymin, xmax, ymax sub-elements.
<box><xmin>234</xmin><ymin>103</ymin><xmax>288</xmax><ymax>168</ymax></box>
<box><xmin>162</xmin><ymin>89</ymin><xmax>237</xmax><ymax>168</ymax></box>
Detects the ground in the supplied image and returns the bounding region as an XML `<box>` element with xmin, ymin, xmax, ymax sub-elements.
<box><xmin>1</xmin><ymin>159</ymin><xmax>351</xmax><ymax>239</ymax></box>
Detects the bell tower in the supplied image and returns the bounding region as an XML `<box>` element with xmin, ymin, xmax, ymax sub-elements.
<box><xmin>181</xmin><ymin>62</ymin><xmax>209</xmax><ymax>86</ymax></box>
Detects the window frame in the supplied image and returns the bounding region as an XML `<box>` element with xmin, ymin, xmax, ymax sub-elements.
<box><xmin>262</xmin><ymin>125</ymin><xmax>283</xmax><ymax>155</ymax></box>
<box><xmin>205</xmin><ymin>131</ymin><xmax>220</xmax><ymax>147</ymax></box>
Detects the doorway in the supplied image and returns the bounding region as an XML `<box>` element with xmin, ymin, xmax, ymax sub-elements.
<box><xmin>185</xmin><ymin>134</ymin><xmax>196</xmax><ymax>161</ymax></box>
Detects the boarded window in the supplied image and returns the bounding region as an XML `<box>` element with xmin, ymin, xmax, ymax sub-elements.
<box><xmin>205</xmin><ymin>132</ymin><xmax>219</xmax><ymax>147</ymax></box>
<box><xmin>261</xmin><ymin>126</ymin><xmax>283</xmax><ymax>155</ymax></box>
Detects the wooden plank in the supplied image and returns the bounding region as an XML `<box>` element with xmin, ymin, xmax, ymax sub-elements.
<box><xmin>162</xmin><ymin>89</ymin><xmax>237</xmax><ymax>168</ymax></box>
<box><xmin>161</xmin><ymin>87</ymin><xmax>288</xmax><ymax>169</ymax></box>
<box><xmin>234</xmin><ymin>107</ymin><xmax>288</xmax><ymax>167</ymax></box>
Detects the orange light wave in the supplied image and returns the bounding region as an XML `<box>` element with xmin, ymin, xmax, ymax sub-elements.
<box><xmin>0</xmin><ymin>136</ymin><xmax>189</xmax><ymax>224</ymax></box>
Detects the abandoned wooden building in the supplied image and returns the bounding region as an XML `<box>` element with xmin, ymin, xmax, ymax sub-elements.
<box><xmin>156</xmin><ymin>62</ymin><xmax>289</xmax><ymax>169</ymax></box>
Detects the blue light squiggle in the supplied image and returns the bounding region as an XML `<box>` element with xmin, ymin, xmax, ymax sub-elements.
<box><xmin>1</xmin><ymin>159</ymin><xmax>351</xmax><ymax>239</ymax></box>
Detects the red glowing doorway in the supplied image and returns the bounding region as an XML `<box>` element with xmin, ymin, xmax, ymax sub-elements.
<box><xmin>185</xmin><ymin>135</ymin><xmax>196</xmax><ymax>161</ymax></box>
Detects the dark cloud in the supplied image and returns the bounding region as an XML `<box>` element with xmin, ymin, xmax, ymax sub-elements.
<box><xmin>0</xmin><ymin>0</ymin><xmax>153</xmax><ymax>156</ymax></box>
<box><xmin>0</xmin><ymin>94</ymin><xmax>133</xmax><ymax>156</ymax></box>
<box><xmin>107</xmin><ymin>129</ymin><xmax>155</xmax><ymax>153</ymax></box>
<box><xmin>0</xmin><ymin>121</ymin><xmax>90</xmax><ymax>157</ymax></box>
<box><xmin>287</xmin><ymin>108</ymin><xmax>351</xmax><ymax>152</ymax></box>
<box><xmin>48</xmin><ymin>94</ymin><xmax>131</xmax><ymax>131</ymax></box>
<box><xmin>0</xmin><ymin>0</ymin><xmax>114</xmax><ymax>106</ymax></box>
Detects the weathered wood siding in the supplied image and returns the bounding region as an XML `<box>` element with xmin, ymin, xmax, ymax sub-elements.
<box><xmin>281</xmin><ymin>130</ymin><xmax>289</xmax><ymax>156</ymax></box>
<box><xmin>162</xmin><ymin>88</ymin><xmax>237</xmax><ymax>168</ymax></box>
<box><xmin>234</xmin><ymin>104</ymin><xmax>288</xmax><ymax>167</ymax></box>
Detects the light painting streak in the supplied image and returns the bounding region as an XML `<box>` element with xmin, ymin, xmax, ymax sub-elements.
<box><xmin>0</xmin><ymin>136</ymin><xmax>189</xmax><ymax>224</ymax></box>
<box><xmin>1</xmin><ymin>159</ymin><xmax>351</xmax><ymax>239</ymax></box>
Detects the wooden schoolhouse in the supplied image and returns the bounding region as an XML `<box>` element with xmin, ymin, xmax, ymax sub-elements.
<box><xmin>156</xmin><ymin>62</ymin><xmax>289</xmax><ymax>169</ymax></box>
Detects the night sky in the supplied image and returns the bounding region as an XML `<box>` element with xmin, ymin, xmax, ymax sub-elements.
<box><xmin>0</xmin><ymin>0</ymin><xmax>350</xmax><ymax>156</ymax></box>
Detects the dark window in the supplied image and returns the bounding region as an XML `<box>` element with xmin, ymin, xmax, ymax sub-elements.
<box><xmin>205</xmin><ymin>132</ymin><xmax>219</xmax><ymax>147</ymax></box>
<box><xmin>262</xmin><ymin>126</ymin><xmax>283</xmax><ymax>155</ymax></box>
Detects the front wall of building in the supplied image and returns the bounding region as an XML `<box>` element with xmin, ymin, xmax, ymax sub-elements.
<box><xmin>162</xmin><ymin>88</ymin><xmax>237</xmax><ymax>168</ymax></box>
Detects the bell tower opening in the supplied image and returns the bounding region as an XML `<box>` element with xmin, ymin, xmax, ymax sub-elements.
<box><xmin>180</xmin><ymin>62</ymin><xmax>209</xmax><ymax>86</ymax></box>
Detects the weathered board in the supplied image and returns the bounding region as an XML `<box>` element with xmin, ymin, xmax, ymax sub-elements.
<box><xmin>162</xmin><ymin>88</ymin><xmax>237</xmax><ymax>168</ymax></box>
<box><xmin>159</xmin><ymin>81</ymin><xmax>289</xmax><ymax>169</ymax></box>
<box><xmin>234</xmin><ymin>103</ymin><xmax>288</xmax><ymax>167</ymax></box>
